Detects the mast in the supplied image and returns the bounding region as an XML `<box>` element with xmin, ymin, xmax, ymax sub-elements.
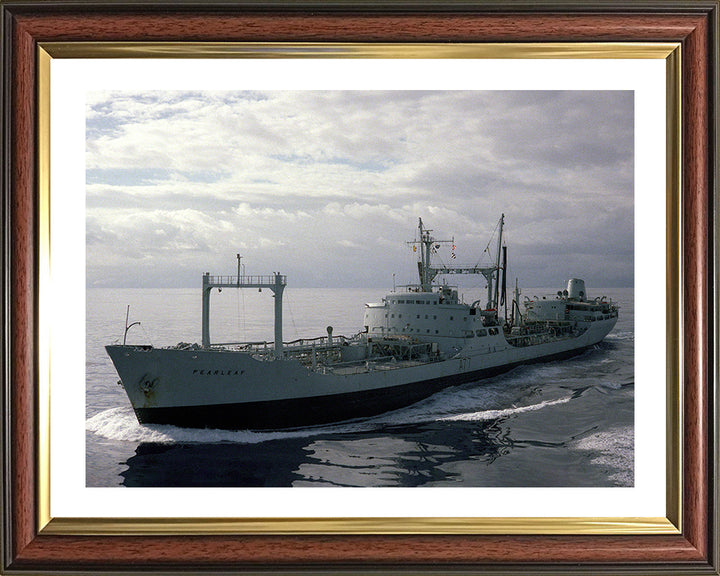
<box><xmin>480</xmin><ymin>213</ymin><xmax>505</xmax><ymax>311</ymax></box>
<box><xmin>419</xmin><ymin>218</ymin><xmax>430</xmax><ymax>290</ymax></box>
<box><xmin>410</xmin><ymin>218</ymin><xmax>454</xmax><ymax>292</ymax></box>
<box><xmin>409</xmin><ymin>218</ymin><xmax>494</xmax><ymax>293</ymax></box>
<box><xmin>512</xmin><ymin>277</ymin><xmax>522</xmax><ymax>326</ymax></box>
<box><xmin>492</xmin><ymin>213</ymin><xmax>505</xmax><ymax>312</ymax></box>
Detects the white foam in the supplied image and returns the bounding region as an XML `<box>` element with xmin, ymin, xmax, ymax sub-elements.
<box><xmin>85</xmin><ymin>405</ymin><xmax>426</xmax><ymax>445</ymax></box>
<box><xmin>572</xmin><ymin>425</ymin><xmax>635</xmax><ymax>486</ymax></box>
<box><xmin>86</xmin><ymin>407</ymin><xmax>302</xmax><ymax>444</ymax></box>
<box><xmin>439</xmin><ymin>396</ymin><xmax>572</xmax><ymax>422</ymax></box>
<box><xmin>605</xmin><ymin>330</ymin><xmax>635</xmax><ymax>342</ymax></box>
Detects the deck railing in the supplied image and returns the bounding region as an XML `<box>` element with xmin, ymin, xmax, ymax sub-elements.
<box><xmin>212</xmin><ymin>334</ymin><xmax>351</xmax><ymax>353</ymax></box>
<box><xmin>206</xmin><ymin>274</ymin><xmax>286</xmax><ymax>286</ymax></box>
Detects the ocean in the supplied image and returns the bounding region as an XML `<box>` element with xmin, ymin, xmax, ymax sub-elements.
<box><xmin>86</xmin><ymin>285</ymin><xmax>634</xmax><ymax>488</ymax></box>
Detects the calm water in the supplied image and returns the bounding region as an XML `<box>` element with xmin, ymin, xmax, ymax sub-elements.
<box><xmin>86</xmin><ymin>286</ymin><xmax>634</xmax><ymax>487</ymax></box>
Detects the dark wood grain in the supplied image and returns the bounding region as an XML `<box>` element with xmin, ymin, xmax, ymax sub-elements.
<box><xmin>2</xmin><ymin>2</ymin><xmax>716</xmax><ymax>573</ymax></box>
<box><xmin>10</xmin><ymin>12</ymin><xmax>708</xmax><ymax>42</ymax></box>
<box><xmin>9</xmin><ymin>534</ymin><xmax>708</xmax><ymax>567</ymax></box>
<box><xmin>10</xmin><ymin>11</ymin><xmax>38</xmax><ymax>563</ymax></box>
<box><xmin>681</xmin><ymin>11</ymin><xmax>710</xmax><ymax>561</ymax></box>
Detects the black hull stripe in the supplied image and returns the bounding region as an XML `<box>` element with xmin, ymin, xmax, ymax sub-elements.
<box><xmin>133</xmin><ymin>345</ymin><xmax>592</xmax><ymax>431</ymax></box>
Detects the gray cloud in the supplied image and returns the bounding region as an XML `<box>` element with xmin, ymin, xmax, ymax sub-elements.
<box><xmin>86</xmin><ymin>90</ymin><xmax>633</xmax><ymax>290</ymax></box>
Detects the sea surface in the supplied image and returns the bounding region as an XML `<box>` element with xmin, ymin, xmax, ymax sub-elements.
<box><xmin>86</xmin><ymin>286</ymin><xmax>634</xmax><ymax>487</ymax></box>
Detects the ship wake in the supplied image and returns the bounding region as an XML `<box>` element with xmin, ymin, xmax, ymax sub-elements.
<box><xmin>86</xmin><ymin>380</ymin><xmax>574</xmax><ymax>445</ymax></box>
<box><xmin>437</xmin><ymin>396</ymin><xmax>571</xmax><ymax>422</ymax></box>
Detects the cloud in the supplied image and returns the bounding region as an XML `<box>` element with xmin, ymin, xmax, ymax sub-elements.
<box><xmin>86</xmin><ymin>90</ymin><xmax>633</xmax><ymax>289</ymax></box>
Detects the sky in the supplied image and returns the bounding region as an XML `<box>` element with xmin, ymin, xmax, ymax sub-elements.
<box><xmin>85</xmin><ymin>90</ymin><xmax>634</xmax><ymax>290</ymax></box>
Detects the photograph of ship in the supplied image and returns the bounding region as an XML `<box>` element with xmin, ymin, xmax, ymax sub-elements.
<box><xmin>86</xmin><ymin>90</ymin><xmax>634</xmax><ymax>488</ymax></box>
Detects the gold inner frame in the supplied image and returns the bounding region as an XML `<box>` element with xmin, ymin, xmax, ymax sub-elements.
<box><xmin>36</xmin><ymin>42</ymin><xmax>682</xmax><ymax>536</ymax></box>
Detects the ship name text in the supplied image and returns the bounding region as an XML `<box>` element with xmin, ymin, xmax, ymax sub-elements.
<box><xmin>192</xmin><ymin>369</ymin><xmax>244</xmax><ymax>376</ymax></box>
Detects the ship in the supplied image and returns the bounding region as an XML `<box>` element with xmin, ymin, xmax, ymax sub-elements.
<box><xmin>106</xmin><ymin>216</ymin><xmax>619</xmax><ymax>430</ymax></box>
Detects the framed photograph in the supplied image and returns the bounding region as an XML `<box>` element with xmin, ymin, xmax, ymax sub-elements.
<box><xmin>2</xmin><ymin>1</ymin><xmax>717</xmax><ymax>574</ymax></box>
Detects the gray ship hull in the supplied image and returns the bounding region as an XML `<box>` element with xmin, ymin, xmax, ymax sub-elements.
<box><xmin>128</xmin><ymin>346</ymin><xmax>590</xmax><ymax>429</ymax></box>
<box><xmin>105</xmin><ymin>317</ymin><xmax>615</xmax><ymax>430</ymax></box>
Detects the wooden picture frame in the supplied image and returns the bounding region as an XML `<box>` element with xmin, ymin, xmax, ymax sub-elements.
<box><xmin>2</xmin><ymin>1</ymin><xmax>717</xmax><ymax>573</ymax></box>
